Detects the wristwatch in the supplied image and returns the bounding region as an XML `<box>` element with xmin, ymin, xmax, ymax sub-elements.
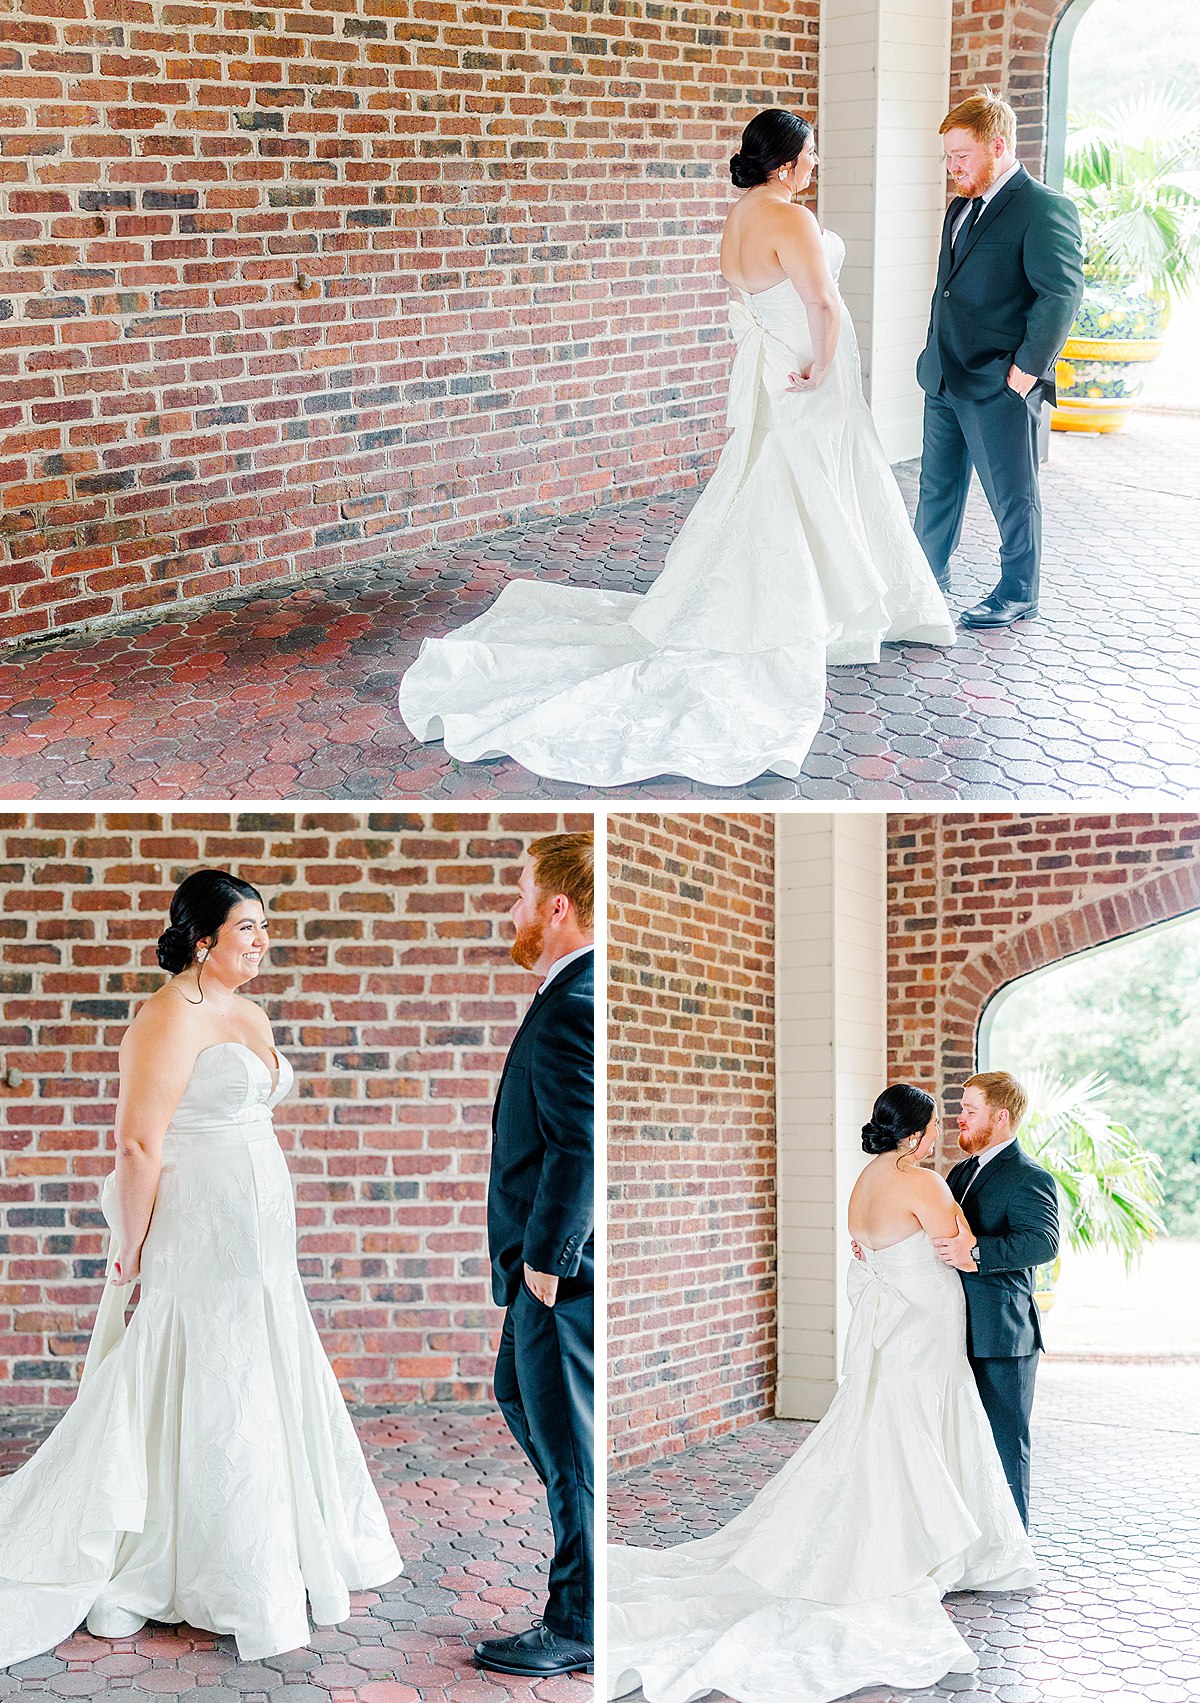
<box><xmin>969</xmin><ymin>1245</ymin><xmax>981</xmax><ymax>1267</ymax></box>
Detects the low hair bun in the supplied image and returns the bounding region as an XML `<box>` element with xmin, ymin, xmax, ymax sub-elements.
<box><xmin>729</xmin><ymin>150</ymin><xmax>761</xmax><ymax>190</ymax></box>
<box><xmin>730</xmin><ymin>108</ymin><xmax>813</xmax><ymax>192</ymax></box>
<box><xmin>861</xmin><ymin>1084</ymin><xmax>937</xmax><ymax>1156</ymax></box>
<box><xmin>156</xmin><ymin>925</ymin><xmax>190</xmax><ymax>974</ymax></box>
<box><xmin>860</xmin><ymin>1119</ymin><xmax>892</xmax><ymax>1155</ymax></box>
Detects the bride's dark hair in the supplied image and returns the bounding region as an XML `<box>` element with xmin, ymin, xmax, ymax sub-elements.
<box><xmin>861</xmin><ymin>1085</ymin><xmax>937</xmax><ymax>1155</ymax></box>
<box><xmin>157</xmin><ymin>869</ymin><xmax>264</xmax><ymax>975</ymax></box>
<box><xmin>730</xmin><ymin>108</ymin><xmax>813</xmax><ymax>189</ymax></box>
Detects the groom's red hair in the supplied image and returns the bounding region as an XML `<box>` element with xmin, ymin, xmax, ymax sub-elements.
<box><xmin>963</xmin><ymin>1070</ymin><xmax>1028</xmax><ymax>1131</ymax></box>
<box><xmin>940</xmin><ymin>90</ymin><xmax>1017</xmax><ymax>152</ymax></box>
<box><xmin>529</xmin><ymin>832</ymin><xmax>594</xmax><ymax>931</ymax></box>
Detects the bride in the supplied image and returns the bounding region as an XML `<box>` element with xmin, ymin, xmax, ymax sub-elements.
<box><xmin>0</xmin><ymin>870</ymin><xmax>402</xmax><ymax>1668</ymax></box>
<box><xmin>398</xmin><ymin>110</ymin><xmax>955</xmax><ymax>789</ymax></box>
<box><xmin>608</xmin><ymin>1085</ymin><xmax>1036</xmax><ymax>1703</ymax></box>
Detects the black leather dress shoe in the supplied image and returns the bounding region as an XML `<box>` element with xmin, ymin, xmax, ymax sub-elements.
<box><xmin>473</xmin><ymin>1620</ymin><xmax>594</xmax><ymax>1676</ymax></box>
<box><xmin>958</xmin><ymin>593</ymin><xmax>1038</xmax><ymax>629</ymax></box>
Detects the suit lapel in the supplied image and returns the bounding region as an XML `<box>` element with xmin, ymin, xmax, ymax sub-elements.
<box><xmin>948</xmin><ymin>165</ymin><xmax>1030</xmax><ymax>276</ymax></box>
<box><xmin>492</xmin><ymin>951</ymin><xmax>593</xmax><ymax>1125</ymax></box>
<box><xmin>969</xmin><ymin>1140</ymin><xmax>1022</xmax><ymax>1208</ymax></box>
<box><xmin>939</xmin><ymin>198</ymin><xmax>965</xmax><ymax>281</ymax></box>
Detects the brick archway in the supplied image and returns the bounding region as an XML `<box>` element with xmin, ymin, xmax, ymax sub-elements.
<box><xmin>951</xmin><ymin>0</ymin><xmax>1081</xmax><ymax>175</ymax></box>
<box><xmin>935</xmin><ymin>858</ymin><xmax>1200</xmax><ymax>1161</ymax></box>
<box><xmin>888</xmin><ymin>814</ymin><xmax>1200</xmax><ymax>1168</ymax></box>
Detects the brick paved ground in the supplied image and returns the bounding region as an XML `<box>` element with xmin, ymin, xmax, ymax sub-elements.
<box><xmin>608</xmin><ymin>1360</ymin><xmax>1200</xmax><ymax>1703</ymax></box>
<box><xmin>0</xmin><ymin>1403</ymin><xmax>592</xmax><ymax>1703</ymax></box>
<box><xmin>1</xmin><ymin>413</ymin><xmax>1197</xmax><ymax>802</ymax></box>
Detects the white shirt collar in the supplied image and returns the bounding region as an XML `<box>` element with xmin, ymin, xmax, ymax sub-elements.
<box><xmin>980</xmin><ymin>160</ymin><xmax>1020</xmax><ymax>206</ymax></box>
<box><xmin>974</xmin><ymin>1135</ymin><xmax>1017</xmax><ymax>1170</ymax></box>
<box><xmin>538</xmin><ymin>944</ymin><xmax>593</xmax><ymax>994</ymax></box>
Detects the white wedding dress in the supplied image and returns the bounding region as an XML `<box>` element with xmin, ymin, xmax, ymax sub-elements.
<box><xmin>0</xmin><ymin>1043</ymin><xmax>402</xmax><ymax>1669</ymax></box>
<box><xmin>608</xmin><ymin>1230</ymin><xmax>1037</xmax><ymax>1703</ymax></box>
<box><xmin>398</xmin><ymin>230</ymin><xmax>955</xmax><ymax>787</ymax></box>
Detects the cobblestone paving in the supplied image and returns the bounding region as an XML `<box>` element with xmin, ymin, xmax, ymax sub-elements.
<box><xmin>0</xmin><ymin>1403</ymin><xmax>592</xmax><ymax>1703</ymax></box>
<box><xmin>607</xmin><ymin>1360</ymin><xmax>1200</xmax><ymax>1703</ymax></box>
<box><xmin>1</xmin><ymin>414</ymin><xmax>1197</xmax><ymax>801</ymax></box>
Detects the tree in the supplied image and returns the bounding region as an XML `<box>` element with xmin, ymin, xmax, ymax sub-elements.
<box><xmin>985</xmin><ymin>920</ymin><xmax>1200</xmax><ymax>1234</ymax></box>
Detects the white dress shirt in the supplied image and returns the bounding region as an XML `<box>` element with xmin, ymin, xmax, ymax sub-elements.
<box><xmin>537</xmin><ymin>944</ymin><xmax>593</xmax><ymax>994</ymax></box>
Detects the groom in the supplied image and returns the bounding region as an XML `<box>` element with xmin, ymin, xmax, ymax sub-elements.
<box><xmin>472</xmin><ymin>832</ymin><xmax>594</xmax><ymax>1679</ymax></box>
<box><xmin>933</xmin><ymin>1071</ymin><xmax>1059</xmax><ymax>1529</ymax></box>
<box><xmin>915</xmin><ymin>89</ymin><xmax>1084</xmax><ymax>628</ymax></box>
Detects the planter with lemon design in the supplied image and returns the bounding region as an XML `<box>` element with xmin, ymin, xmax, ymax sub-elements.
<box><xmin>1052</xmin><ymin>282</ymin><xmax>1169</xmax><ymax>433</ymax></box>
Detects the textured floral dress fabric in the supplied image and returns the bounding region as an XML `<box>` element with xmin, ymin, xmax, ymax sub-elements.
<box><xmin>398</xmin><ymin>230</ymin><xmax>955</xmax><ymax>787</ymax></box>
<box><xmin>608</xmin><ymin>1231</ymin><xmax>1037</xmax><ymax>1703</ymax></box>
<box><xmin>0</xmin><ymin>1043</ymin><xmax>401</xmax><ymax>1668</ymax></box>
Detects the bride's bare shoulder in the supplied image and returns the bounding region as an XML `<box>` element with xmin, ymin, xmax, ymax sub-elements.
<box><xmin>122</xmin><ymin>983</ymin><xmax>195</xmax><ymax>1052</ymax></box>
<box><xmin>904</xmin><ymin>1165</ymin><xmax>956</xmax><ymax>1202</ymax></box>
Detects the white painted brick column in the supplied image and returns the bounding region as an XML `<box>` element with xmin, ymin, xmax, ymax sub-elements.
<box><xmin>818</xmin><ymin>0</ymin><xmax>952</xmax><ymax>461</ymax></box>
<box><xmin>774</xmin><ymin>812</ymin><xmax>888</xmax><ymax>1419</ymax></box>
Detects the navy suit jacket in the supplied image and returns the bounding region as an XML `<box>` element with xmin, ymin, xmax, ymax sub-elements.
<box><xmin>487</xmin><ymin>951</ymin><xmax>594</xmax><ymax>1308</ymax></box>
<box><xmin>948</xmin><ymin>1140</ymin><xmax>1060</xmax><ymax>1359</ymax></box>
<box><xmin>917</xmin><ymin>164</ymin><xmax>1084</xmax><ymax>410</ymax></box>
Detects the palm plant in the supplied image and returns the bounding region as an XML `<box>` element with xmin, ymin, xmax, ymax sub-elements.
<box><xmin>1064</xmin><ymin>85</ymin><xmax>1200</xmax><ymax>298</ymax></box>
<box><xmin>1018</xmin><ymin>1067</ymin><xmax>1166</xmax><ymax>1272</ymax></box>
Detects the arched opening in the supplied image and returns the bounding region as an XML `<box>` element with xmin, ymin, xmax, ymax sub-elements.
<box><xmin>1045</xmin><ymin>0</ymin><xmax>1099</xmax><ymax>190</ymax></box>
<box><xmin>979</xmin><ymin>908</ymin><xmax>1200</xmax><ymax>1354</ymax></box>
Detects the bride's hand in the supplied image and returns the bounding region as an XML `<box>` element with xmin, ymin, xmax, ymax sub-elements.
<box><xmin>788</xmin><ymin>363</ymin><xmax>828</xmax><ymax>393</ymax></box>
<box><xmin>111</xmin><ymin>1246</ymin><xmax>141</xmax><ymax>1286</ymax></box>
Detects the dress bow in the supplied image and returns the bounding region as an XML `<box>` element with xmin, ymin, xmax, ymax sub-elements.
<box><xmin>725</xmin><ymin>299</ymin><xmax>798</xmax><ymax>431</ymax></box>
<box><xmin>841</xmin><ymin>1255</ymin><xmax>910</xmax><ymax>1376</ymax></box>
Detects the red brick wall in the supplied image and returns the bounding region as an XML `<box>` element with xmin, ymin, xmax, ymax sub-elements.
<box><xmin>608</xmin><ymin>812</ymin><xmax>775</xmax><ymax>1473</ymax></box>
<box><xmin>0</xmin><ymin>0</ymin><xmax>818</xmax><ymax>643</ymax></box>
<box><xmin>0</xmin><ymin>807</ymin><xmax>585</xmax><ymax>1406</ymax></box>
<box><xmin>950</xmin><ymin>0</ymin><xmax>1072</xmax><ymax>172</ymax></box>
<box><xmin>888</xmin><ymin>812</ymin><xmax>1200</xmax><ymax>1166</ymax></box>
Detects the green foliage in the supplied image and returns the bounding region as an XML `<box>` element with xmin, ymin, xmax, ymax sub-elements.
<box><xmin>987</xmin><ymin>920</ymin><xmax>1200</xmax><ymax>1235</ymax></box>
<box><xmin>1064</xmin><ymin>86</ymin><xmax>1200</xmax><ymax>297</ymax></box>
<box><xmin>1018</xmin><ymin>1068</ymin><xmax>1166</xmax><ymax>1268</ymax></box>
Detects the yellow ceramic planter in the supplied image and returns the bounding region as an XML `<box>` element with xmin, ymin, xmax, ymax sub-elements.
<box><xmin>1051</xmin><ymin>285</ymin><xmax>1170</xmax><ymax>434</ymax></box>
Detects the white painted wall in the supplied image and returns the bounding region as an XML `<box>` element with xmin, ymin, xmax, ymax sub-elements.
<box><xmin>775</xmin><ymin>812</ymin><xmax>889</xmax><ymax>1420</ymax></box>
<box><xmin>819</xmin><ymin>0</ymin><xmax>953</xmax><ymax>460</ymax></box>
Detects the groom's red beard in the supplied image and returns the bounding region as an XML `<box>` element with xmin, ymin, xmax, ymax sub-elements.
<box><xmin>510</xmin><ymin>907</ymin><xmax>550</xmax><ymax>971</ymax></box>
<box><xmin>957</xmin><ymin>1121</ymin><xmax>1001</xmax><ymax>1156</ymax></box>
<box><xmin>955</xmin><ymin>154</ymin><xmax>1004</xmax><ymax>200</ymax></box>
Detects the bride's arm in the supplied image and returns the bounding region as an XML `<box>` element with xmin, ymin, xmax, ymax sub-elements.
<box><xmin>110</xmin><ymin>1004</ymin><xmax>196</xmax><ymax>1284</ymax></box>
<box><xmin>908</xmin><ymin>1170</ymin><xmax>962</xmax><ymax>1241</ymax></box>
<box><xmin>774</xmin><ymin>205</ymin><xmax>840</xmax><ymax>389</ymax></box>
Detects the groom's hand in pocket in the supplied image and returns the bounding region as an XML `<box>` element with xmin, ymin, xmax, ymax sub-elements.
<box><xmin>933</xmin><ymin>1222</ymin><xmax>978</xmax><ymax>1272</ymax></box>
<box><xmin>523</xmin><ymin>1263</ymin><xmax>560</xmax><ymax>1307</ymax></box>
<box><xmin>1006</xmin><ymin>363</ymin><xmax>1038</xmax><ymax>398</ymax></box>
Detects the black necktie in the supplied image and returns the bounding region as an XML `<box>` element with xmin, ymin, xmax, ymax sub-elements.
<box><xmin>954</xmin><ymin>1156</ymin><xmax>980</xmax><ymax>1202</ymax></box>
<box><xmin>955</xmin><ymin>195</ymin><xmax>984</xmax><ymax>249</ymax></box>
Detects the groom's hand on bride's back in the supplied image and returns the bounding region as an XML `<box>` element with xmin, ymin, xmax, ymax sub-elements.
<box><xmin>850</xmin><ymin>1238</ymin><xmax>864</xmax><ymax>1262</ymax></box>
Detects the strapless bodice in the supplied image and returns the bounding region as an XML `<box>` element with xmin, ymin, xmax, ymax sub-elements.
<box><xmin>735</xmin><ymin>226</ymin><xmax>846</xmax><ymax>310</ymax></box>
<box><xmin>162</xmin><ymin>1041</ymin><xmax>294</xmax><ymax>1157</ymax></box>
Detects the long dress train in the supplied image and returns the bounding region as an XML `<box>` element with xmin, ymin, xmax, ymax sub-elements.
<box><xmin>398</xmin><ymin>231</ymin><xmax>956</xmax><ymax>788</ymax></box>
<box><xmin>0</xmin><ymin>1043</ymin><xmax>402</xmax><ymax>1667</ymax></box>
<box><xmin>608</xmin><ymin>1231</ymin><xmax>1037</xmax><ymax>1703</ymax></box>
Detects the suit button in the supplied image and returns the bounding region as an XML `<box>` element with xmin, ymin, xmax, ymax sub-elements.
<box><xmin>943</xmin><ymin>289</ymin><xmax>950</xmax><ymax>298</ymax></box>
